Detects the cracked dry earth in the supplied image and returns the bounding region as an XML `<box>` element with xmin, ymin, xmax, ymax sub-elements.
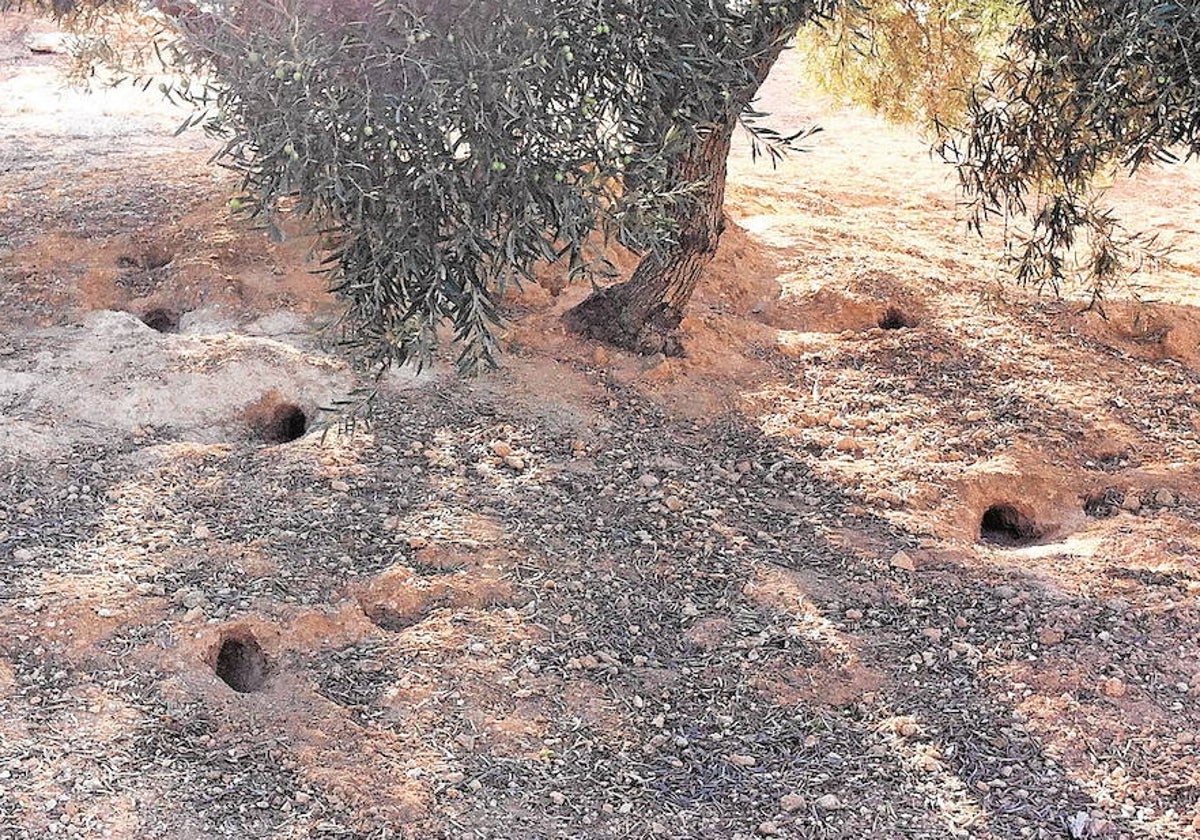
<box><xmin>3</xmin><ymin>11</ymin><xmax>1200</xmax><ymax>840</ymax></box>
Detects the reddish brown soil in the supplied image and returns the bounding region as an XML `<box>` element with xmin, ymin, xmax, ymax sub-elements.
<box><xmin>2</xmin><ymin>11</ymin><xmax>1199</xmax><ymax>840</ymax></box>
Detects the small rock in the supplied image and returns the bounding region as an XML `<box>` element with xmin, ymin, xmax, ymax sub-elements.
<box><xmin>815</xmin><ymin>793</ymin><xmax>843</xmax><ymax>811</ymax></box>
<box><xmin>191</xmin><ymin>524</ymin><xmax>211</xmax><ymax>540</ymax></box>
<box><xmin>844</xmin><ymin>609</ymin><xmax>864</xmax><ymax>621</ymax></box>
<box><xmin>549</xmin><ymin>791</ymin><xmax>566</xmax><ymax>806</ymax></box>
<box><xmin>1101</xmin><ymin>677</ymin><xmax>1127</xmax><ymax>698</ymax></box>
<box><xmin>503</xmin><ymin>455</ymin><xmax>526</xmax><ymax>471</ymax></box>
<box><xmin>1121</xmin><ymin>494</ymin><xmax>1142</xmax><ymax>513</ymax></box>
<box><xmin>834</xmin><ymin>436</ymin><xmax>863</xmax><ymax>454</ymax></box>
<box><xmin>779</xmin><ymin>793</ymin><xmax>806</xmax><ymax>812</ymax></box>
<box><xmin>181</xmin><ymin>590</ymin><xmax>207</xmax><ymax>609</ymax></box>
<box><xmin>1153</xmin><ymin>488</ymin><xmax>1176</xmax><ymax>507</ymax></box>
<box><xmin>558</xmin><ymin>613</ymin><xmax>574</xmax><ymax>625</ymax></box>
<box><xmin>638</xmin><ymin>473</ymin><xmax>660</xmax><ymax>489</ymax></box>
<box><xmin>665</xmin><ymin>495</ymin><xmax>685</xmax><ymax>512</ymax></box>
<box><xmin>757</xmin><ymin>821</ymin><xmax>780</xmax><ymax>836</ymax></box>
<box><xmin>331</xmin><ymin>480</ymin><xmax>350</xmax><ymax>493</ymax></box>
<box><xmin>889</xmin><ymin>550</ymin><xmax>916</xmax><ymax>571</ymax></box>
<box><xmin>491</xmin><ymin>441</ymin><xmax>514</xmax><ymax>458</ymax></box>
<box><xmin>454</xmin><ymin>732</ymin><xmax>476</xmax><ymax>750</ymax></box>
<box><xmin>640</xmin><ymin>352</ymin><xmax>668</xmax><ymax>372</ymax></box>
<box><xmin>994</xmin><ymin>585</ymin><xmax>1019</xmax><ymax>600</ymax></box>
<box><xmin>12</xmin><ymin>548</ymin><xmax>34</xmax><ymax>563</ymax></box>
<box><xmin>1037</xmin><ymin>627</ymin><xmax>1065</xmax><ymax>646</ymax></box>
<box><xmin>727</xmin><ymin>754</ymin><xmax>757</xmax><ymax>767</ymax></box>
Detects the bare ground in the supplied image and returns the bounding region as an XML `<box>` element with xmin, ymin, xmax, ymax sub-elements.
<box><xmin>1</xmin><ymin>12</ymin><xmax>1199</xmax><ymax>840</ymax></box>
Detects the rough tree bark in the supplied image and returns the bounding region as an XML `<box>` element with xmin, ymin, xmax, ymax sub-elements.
<box><xmin>565</xmin><ymin>18</ymin><xmax>798</xmax><ymax>355</ymax></box>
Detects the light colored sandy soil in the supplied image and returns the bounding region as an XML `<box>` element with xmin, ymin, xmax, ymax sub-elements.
<box><xmin>1</xmin><ymin>11</ymin><xmax>1198</xmax><ymax>840</ymax></box>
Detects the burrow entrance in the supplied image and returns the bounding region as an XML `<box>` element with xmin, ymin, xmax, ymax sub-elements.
<box><xmin>263</xmin><ymin>403</ymin><xmax>307</xmax><ymax>444</ymax></box>
<box><xmin>978</xmin><ymin>503</ymin><xmax>1042</xmax><ymax>547</ymax></box>
<box><xmin>117</xmin><ymin>245</ymin><xmax>175</xmax><ymax>271</ymax></box>
<box><xmin>140</xmin><ymin>308</ymin><xmax>180</xmax><ymax>333</ymax></box>
<box><xmin>878</xmin><ymin>306</ymin><xmax>917</xmax><ymax>330</ymax></box>
<box><xmin>214</xmin><ymin>633</ymin><xmax>268</xmax><ymax>693</ymax></box>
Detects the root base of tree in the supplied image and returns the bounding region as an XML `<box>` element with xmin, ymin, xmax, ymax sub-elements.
<box><xmin>565</xmin><ymin>287</ymin><xmax>686</xmax><ymax>357</ymax></box>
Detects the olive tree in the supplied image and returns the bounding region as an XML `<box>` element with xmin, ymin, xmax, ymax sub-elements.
<box><xmin>9</xmin><ymin>0</ymin><xmax>1197</xmax><ymax>364</ymax></box>
<box><xmin>6</xmin><ymin>0</ymin><xmax>838</xmax><ymax>369</ymax></box>
<box><xmin>945</xmin><ymin>0</ymin><xmax>1200</xmax><ymax>301</ymax></box>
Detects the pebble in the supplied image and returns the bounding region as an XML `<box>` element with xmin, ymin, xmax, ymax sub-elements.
<box><xmin>779</xmin><ymin>793</ymin><xmax>806</xmax><ymax>812</ymax></box>
<box><xmin>727</xmin><ymin>754</ymin><xmax>757</xmax><ymax>767</ymax></box>
<box><xmin>638</xmin><ymin>473</ymin><xmax>660</xmax><ymax>489</ymax></box>
<box><xmin>548</xmin><ymin>791</ymin><xmax>565</xmax><ymax>805</ymax></box>
<box><xmin>13</xmin><ymin>548</ymin><xmax>34</xmax><ymax>563</ymax></box>
<box><xmin>815</xmin><ymin>793</ymin><xmax>843</xmax><ymax>811</ymax></box>
<box><xmin>491</xmin><ymin>441</ymin><xmax>514</xmax><ymax>458</ymax></box>
<box><xmin>177</xmin><ymin>589</ymin><xmax>206</xmax><ymax>609</ymax></box>
<box><xmin>503</xmin><ymin>455</ymin><xmax>526</xmax><ymax>471</ymax></box>
<box><xmin>191</xmin><ymin>524</ymin><xmax>211</xmax><ymax>540</ymax></box>
<box><xmin>330</xmin><ymin>480</ymin><xmax>350</xmax><ymax>493</ymax></box>
<box><xmin>1037</xmin><ymin>627</ymin><xmax>1065</xmax><ymax>646</ymax></box>
<box><xmin>665</xmin><ymin>495</ymin><xmax>685</xmax><ymax>512</ymax></box>
<box><xmin>845</xmin><ymin>609</ymin><xmax>864</xmax><ymax>621</ymax></box>
<box><xmin>1101</xmin><ymin>677</ymin><xmax>1127</xmax><ymax>698</ymax></box>
<box><xmin>834</xmin><ymin>436</ymin><xmax>863</xmax><ymax>453</ymax></box>
<box><xmin>1154</xmin><ymin>488</ymin><xmax>1176</xmax><ymax>507</ymax></box>
<box><xmin>1121</xmin><ymin>494</ymin><xmax>1142</xmax><ymax>513</ymax></box>
<box><xmin>889</xmin><ymin>550</ymin><xmax>916</xmax><ymax>571</ymax></box>
<box><xmin>757</xmin><ymin>821</ymin><xmax>780</xmax><ymax>836</ymax></box>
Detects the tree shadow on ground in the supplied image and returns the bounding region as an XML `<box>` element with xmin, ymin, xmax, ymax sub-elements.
<box><xmin>0</xmin><ymin>337</ymin><xmax>1197</xmax><ymax>837</ymax></box>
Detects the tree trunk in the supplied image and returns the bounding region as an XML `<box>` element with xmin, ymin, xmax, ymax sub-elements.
<box><xmin>565</xmin><ymin>123</ymin><xmax>734</xmax><ymax>355</ymax></box>
<box><xmin>566</xmin><ymin>20</ymin><xmax>795</xmax><ymax>355</ymax></box>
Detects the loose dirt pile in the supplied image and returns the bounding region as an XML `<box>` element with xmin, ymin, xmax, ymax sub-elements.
<box><xmin>2</xmin><ymin>12</ymin><xmax>1198</xmax><ymax>840</ymax></box>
